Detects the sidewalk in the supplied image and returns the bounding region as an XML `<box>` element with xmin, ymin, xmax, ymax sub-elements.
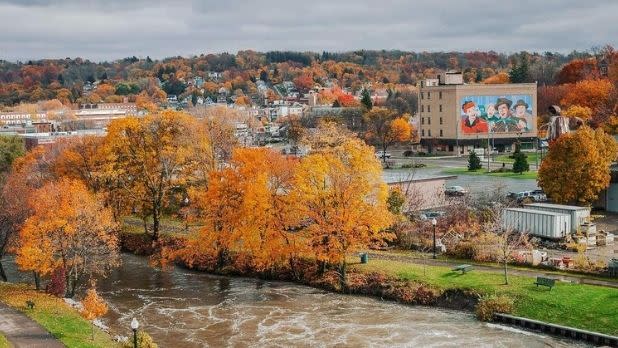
<box><xmin>0</xmin><ymin>303</ymin><xmax>64</xmax><ymax>348</ymax></box>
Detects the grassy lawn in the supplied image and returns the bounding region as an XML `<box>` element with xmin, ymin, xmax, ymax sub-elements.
<box><xmin>0</xmin><ymin>283</ymin><xmax>118</xmax><ymax>348</ymax></box>
<box><xmin>0</xmin><ymin>334</ymin><xmax>10</xmax><ymax>348</ymax></box>
<box><xmin>352</xmin><ymin>259</ymin><xmax>618</xmax><ymax>335</ymax></box>
<box><xmin>443</xmin><ymin>167</ymin><xmax>538</xmax><ymax>180</ymax></box>
<box><xmin>495</xmin><ymin>152</ymin><xmax>540</xmax><ymax>164</ymax></box>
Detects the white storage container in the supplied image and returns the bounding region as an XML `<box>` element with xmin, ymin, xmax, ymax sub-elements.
<box><xmin>502</xmin><ymin>208</ymin><xmax>571</xmax><ymax>239</ymax></box>
<box><xmin>523</xmin><ymin>203</ymin><xmax>590</xmax><ymax>233</ymax></box>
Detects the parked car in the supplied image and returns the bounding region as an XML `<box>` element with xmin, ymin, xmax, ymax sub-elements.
<box><xmin>375</xmin><ymin>151</ymin><xmax>392</xmax><ymax>159</ymax></box>
<box><xmin>445</xmin><ymin>186</ymin><xmax>468</xmax><ymax>196</ymax></box>
<box><xmin>508</xmin><ymin>190</ymin><xmax>546</xmax><ymax>203</ymax></box>
<box><xmin>418</xmin><ymin>211</ymin><xmax>446</xmax><ymax>220</ymax></box>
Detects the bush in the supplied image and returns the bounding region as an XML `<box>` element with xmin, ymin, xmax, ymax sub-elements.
<box><xmin>475</xmin><ymin>295</ymin><xmax>514</xmax><ymax>321</ymax></box>
<box><xmin>403</xmin><ymin>150</ymin><xmax>414</xmax><ymax>157</ymax></box>
<box><xmin>122</xmin><ymin>330</ymin><xmax>158</xmax><ymax>348</ymax></box>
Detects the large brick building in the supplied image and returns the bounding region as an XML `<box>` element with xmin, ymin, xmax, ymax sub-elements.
<box><xmin>418</xmin><ymin>71</ymin><xmax>537</xmax><ymax>155</ymax></box>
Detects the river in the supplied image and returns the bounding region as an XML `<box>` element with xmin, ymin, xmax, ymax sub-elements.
<box><xmin>83</xmin><ymin>254</ymin><xmax>581</xmax><ymax>347</ymax></box>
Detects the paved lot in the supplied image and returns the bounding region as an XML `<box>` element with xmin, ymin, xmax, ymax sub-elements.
<box><xmin>0</xmin><ymin>303</ymin><xmax>64</xmax><ymax>348</ymax></box>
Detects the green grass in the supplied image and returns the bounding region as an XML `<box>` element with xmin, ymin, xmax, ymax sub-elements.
<box><xmin>352</xmin><ymin>259</ymin><xmax>618</xmax><ymax>335</ymax></box>
<box><xmin>442</xmin><ymin>167</ymin><xmax>538</xmax><ymax>180</ymax></box>
<box><xmin>0</xmin><ymin>333</ymin><xmax>10</xmax><ymax>348</ymax></box>
<box><xmin>0</xmin><ymin>283</ymin><xmax>118</xmax><ymax>348</ymax></box>
<box><xmin>495</xmin><ymin>152</ymin><xmax>540</xmax><ymax>164</ymax></box>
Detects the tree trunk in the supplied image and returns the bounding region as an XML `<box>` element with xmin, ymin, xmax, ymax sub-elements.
<box><xmin>503</xmin><ymin>259</ymin><xmax>509</xmax><ymax>285</ymax></box>
<box><xmin>0</xmin><ymin>259</ymin><xmax>7</xmax><ymax>282</ymax></box>
<box><xmin>33</xmin><ymin>272</ymin><xmax>41</xmax><ymax>290</ymax></box>
<box><xmin>339</xmin><ymin>262</ymin><xmax>347</xmax><ymax>291</ymax></box>
<box><xmin>152</xmin><ymin>208</ymin><xmax>160</xmax><ymax>241</ymax></box>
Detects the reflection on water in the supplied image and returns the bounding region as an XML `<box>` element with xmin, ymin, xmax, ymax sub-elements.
<box><xmin>93</xmin><ymin>254</ymin><xmax>583</xmax><ymax>347</ymax></box>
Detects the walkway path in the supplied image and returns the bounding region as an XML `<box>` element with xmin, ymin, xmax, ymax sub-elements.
<box><xmin>0</xmin><ymin>303</ymin><xmax>64</xmax><ymax>348</ymax></box>
<box><xmin>366</xmin><ymin>251</ymin><xmax>618</xmax><ymax>288</ymax></box>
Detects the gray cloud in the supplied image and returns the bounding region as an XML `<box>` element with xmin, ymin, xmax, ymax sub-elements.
<box><xmin>0</xmin><ymin>0</ymin><xmax>616</xmax><ymax>61</ymax></box>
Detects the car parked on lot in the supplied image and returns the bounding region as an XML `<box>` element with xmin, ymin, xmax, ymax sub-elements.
<box><xmin>445</xmin><ymin>186</ymin><xmax>468</xmax><ymax>196</ymax></box>
<box><xmin>375</xmin><ymin>151</ymin><xmax>392</xmax><ymax>159</ymax></box>
<box><xmin>418</xmin><ymin>211</ymin><xmax>446</xmax><ymax>220</ymax></box>
<box><xmin>508</xmin><ymin>190</ymin><xmax>547</xmax><ymax>203</ymax></box>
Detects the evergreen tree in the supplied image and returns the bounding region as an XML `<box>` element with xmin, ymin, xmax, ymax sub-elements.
<box><xmin>512</xmin><ymin>142</ymin><xmax>529</xmax><ymax>174</ymax></box>
<box><xmin>509</xmin><ymin>54</ymin><xmax>530</xmax><ymax>83</ymax></box>
<box><xmin>468</xmin><ymin>150</ymin><xmax>482</xmax><ymax>171</ymax></box>
<box><xmin>360</xmin><ymin>88</ymin><xmax>373</xmax><ymax>110</ymax></box>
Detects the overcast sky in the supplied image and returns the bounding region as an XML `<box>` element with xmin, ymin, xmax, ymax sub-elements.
<box><xmin>0</xmin><ymin>0</ymin><xmax>616</xmax><ymax>62</ymax></box>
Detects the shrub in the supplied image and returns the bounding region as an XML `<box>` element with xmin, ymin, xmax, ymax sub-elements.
<box><xmin>46</xmin><ymin>267</ymin><xmax>66</xmax><ymax>297</ymax></box>
<box><xmin>122</xmin><ymin>330</ymin><xmax>158</xmax><ymax>348</ymax></box>
<box><xmin>475</xmin><ymin>295</ymin><xmax>514</xmax><ymax>321</ymax></box>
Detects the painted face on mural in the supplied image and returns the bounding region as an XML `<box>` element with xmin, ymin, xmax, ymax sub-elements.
<box><xmin>498</xmin><ymin>104</ymin><xmax>510</xmax><ymax>118</ymax></box>
<box><xmin>515</xmin><ymin>105</ymin><xmax>527</xmax><ymax>117</ymax></box>
<box><xmin>486</xmin><ymin>104</ymin><xmax>496</xmax><ymax>117</ymax></box>
<box><xmin>466</xmin><ymin>106</ymin><xmax>477</xmax><ymax>121</ymax></box>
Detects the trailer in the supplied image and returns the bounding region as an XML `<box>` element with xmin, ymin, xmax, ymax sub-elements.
<box><xmin>523</xmin><ymin>203</ymin><xmax>590</xmax><ymax>233</ymax></box>
<box><xmin>502</xmin><ymin>208</ymin><xmax>571</xmax><ymax>239</ymax></box>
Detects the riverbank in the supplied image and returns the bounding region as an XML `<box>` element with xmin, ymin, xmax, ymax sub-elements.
<box><xmin>0</xmin><ymin>282</ymin><xmax>118</xmax><ymax>348</ymax></box>
<box><xmin>120</xmin><ymin>231</ymin><xmax>618</xmax><ymax>338</ymax></box>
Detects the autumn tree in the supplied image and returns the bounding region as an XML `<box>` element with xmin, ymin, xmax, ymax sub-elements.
<box><xmin>0</xmin><ymin>146</ymin><xmax>59</xmax><ymax>283</ymax></box>
<box><xmin>80</xmin><ymin>287</ymin><xmax>108</xmax><ymax>341</ymax></box>
<box><xmin>538</xmin><ymin>127</ymin><xmax>618</xmax><ymax>204</ymax></box>
<box><xmin>561</xmin><ymin>79</ymin><xmax>613</xmax><ymax>112</ymax></box>
<box><xmin>363</xmin><ymin>108</ymin><xmax>412</xmax><ymax>162</ymax></box>
<box><xmin>102</xmin><ymin>111</ymin><xmax>211</xmax><ymax>240</ymax></box>
<box><xmin>15</xmin><ymin>179</ymin><xmax>120</xmax><ymax>297</ymax></box>
<box><xmin>294</xmin><ymin>137</ymin><xmax>393</xmax><ymax>286</ymax></box>
<box><xmin>180</xmin><ymin>148</ymin><xmax>304</xmax><ymax>273</ymax></box>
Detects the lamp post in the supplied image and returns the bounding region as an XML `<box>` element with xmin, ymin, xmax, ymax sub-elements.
<box><xmin>431</xmin><ymin>218</ymin><xmax>437</xmax><ymax>259</ymax></box>
<box><xmin>130</xmin><ymin>318</ymin><xmax>139</xmax><ymax>348</ymax></box>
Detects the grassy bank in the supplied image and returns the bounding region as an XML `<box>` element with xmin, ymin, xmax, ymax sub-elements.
<box><xmin>0</xmin><ymin>283</ymin><xmax>118</xmax><ymax>348</ymax></box>
<box><xmin>495</xmin><ymin>153</ymin><xmax>540</xmax><ymax>164</ymax></box>
<box><xmin>0</xmin><ymin>334</ymin><xmax>9</xmax><ymax>348</ymax></box>
<box><xmin>352</xmin><ymin>259</ymin><xmax>618</xmax><ymax>335</ymax></box>
<box><xmin>443</xmin><ymin>167</ymin><xmax>538</xmax><ymax>180</ymax></box>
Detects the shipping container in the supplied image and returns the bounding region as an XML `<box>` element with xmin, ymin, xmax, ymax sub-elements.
<box><xmin>523</xmin><ymin>203</ymin><xmax>590</xmax><ymax>233</ymax></box>
<box><xmin>502</xmin><ymin>208</ymin><xmax>571</xmax><ymax>239</ymax></box>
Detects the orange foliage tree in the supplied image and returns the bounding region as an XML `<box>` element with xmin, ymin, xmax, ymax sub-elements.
<box><xmin>293</xmin><ymin>137</ymin><xmax>393</xmax><ymax>283</ymax></box>
<box><xmin>15</xmin><ymin>178</ymin><xmax>119</xmax><ymax>297</ymax></box>
<box><xmin>561</xmin><ymin>79</ymin><xmax>613</xmax><ymax>112</ymax></box>
<box><xmin>101</xmin><ymin>110</ymin><xmax>211</xmax><ymax>240</ymax></box>
<box><xmin>538</xmin><ymin>127</ymin><xmax>618</xmax><ymax>204</ymax></box>
<box><xmin>80</xmin><ymin>287</ymin><xmax>108</xmax><ymax>341</ymax></box>
<box><xmin>179</xmin><ymin>148</ymin><xmax>303</xmax><ymax>273</ymax></box>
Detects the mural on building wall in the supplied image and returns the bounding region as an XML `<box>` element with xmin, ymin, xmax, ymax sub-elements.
<box><xmin>459</xmin><ymin>95</ymin><xmax>533</xmax><ymax>134</ymax></box>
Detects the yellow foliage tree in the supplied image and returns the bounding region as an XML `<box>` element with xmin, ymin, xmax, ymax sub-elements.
<box><xmin>562</xmin><ymin>105</ymin><xmax>593</xmax><ymax>120</ymax></box>
<box><xmin>538</xmin><ymin>127</ymin><xmax>618</xmax><ymax>204</ymax></box>
<box><xmin>293</xmin><ymin>137</ymin><xmax>393</xmax><ymax>283</ymax></box>
<box><xmin>363</xmin><ymin>108</ymin><xmax>412</xmax><ymax>162</ymax></box>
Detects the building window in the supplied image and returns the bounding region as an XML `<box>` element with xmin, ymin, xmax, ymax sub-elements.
<box><xmin>427</xmin><ymin>92</ymin><xmax>431</xmax><ymax>99</ymax></box>
<box><xmin>428</xmin><ymin>129</ymin><xmax>432</xmax><ymax>137</ymax></box>
<box><xmin>421</xmin><ymin>92</ymin><xmax>424</xmax><ymax>100</ymax></box>
<box><xmin>421</xmin><ymin>117</ymin><xmax>424</xmax><ymax>125</ymax></box>
<box><xmin>440</xmin><ymin>129</ymin><xmax>443</xmax><ymax>137</ymax></box>
<box><xmin>439</xmin><ymin>104</ymin><xmax>442</xmax><ymax>112</ymax></box>
<box><xmin>421</xmin><ymin>129</ymin><xmax>425</xmax><ymax>137</ymax></box>
<box><xmin>428</xmin><ymin>117</ymin><xmax>431</xmax><ymax>125</ymax></box>
<box><xmin>439</xmin><ymin>117</ymin><xmax>443</xmax><ymax>125</ymax></box>
<box><xmin>421</xmin><ymin>105</ymin><xmax>424</xmax><ymax>112</ymax></box>
<box><xmin>427</xmin><ymin>105</ymin><xmax>431</xmax><ymax>113</ymax></box>
<box><xmin>439</xmin><ymin>91</ymin><xmax>442</xmax><ymax>99</ymax></box>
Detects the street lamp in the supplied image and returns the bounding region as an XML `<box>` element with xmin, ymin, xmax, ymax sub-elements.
<box><xmin>431</xmin><ymin>218</ymin><xmax>437</xmax><ymax>259</ymax></box>
<box><xmin>130</xmin><ymin>318</ymin><xmax>139</xmax><ymax>348</ymax></box>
